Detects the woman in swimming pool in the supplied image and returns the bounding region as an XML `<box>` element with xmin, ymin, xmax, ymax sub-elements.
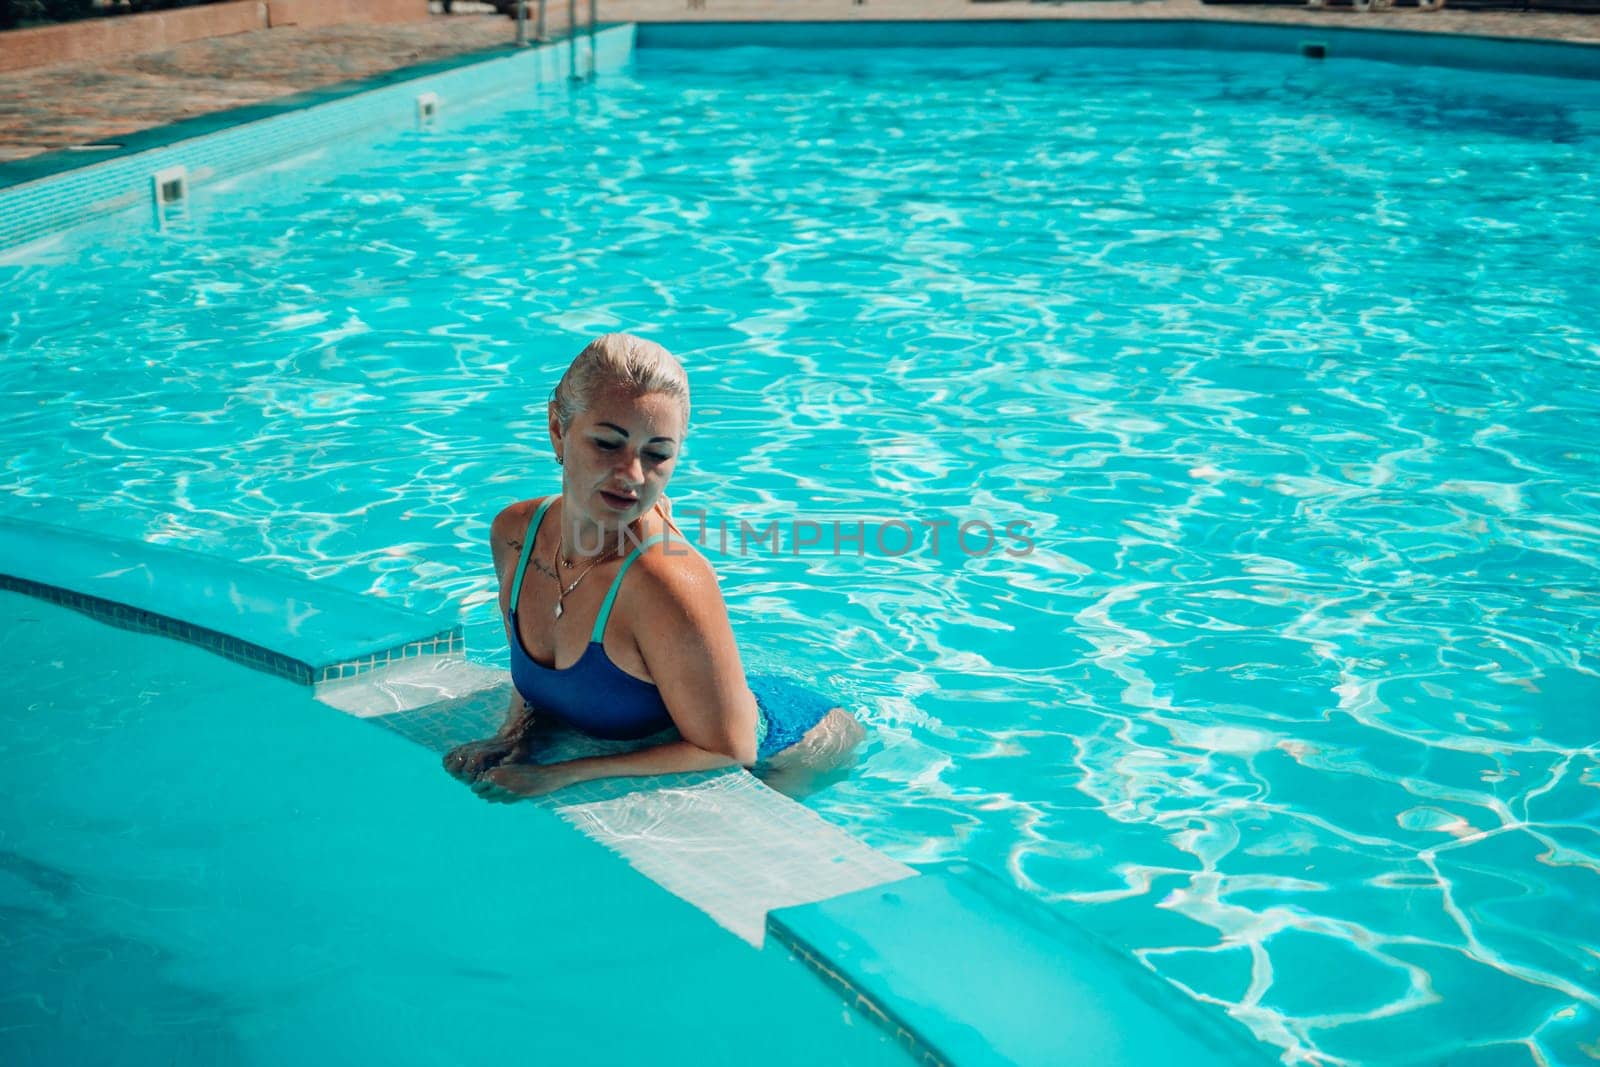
<box><xmin>443</xmin><ymin>333</ymin><xmax>863</xmax><ymax>800</ymax></box>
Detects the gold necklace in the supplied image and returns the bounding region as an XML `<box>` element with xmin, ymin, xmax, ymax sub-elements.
<box><xmin>551</xmin><ymin>529</ymin><xmax>617</xmax><ymax>619</ymax></box>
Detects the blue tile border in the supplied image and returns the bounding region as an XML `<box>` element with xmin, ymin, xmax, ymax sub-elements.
<box><xmin>0</xmin><ymin>23</ymin><xmax>636</xmax><ymax>252</ymax></box>
<box><xmin>634</xmin><ymin>19</ymin><xmax>1600</xmax><ymax>81</ymax></box>
<box><xmin>3</xmin><ymin>571</ymin><xmax>463</xmax><ymax>687</ymax></box>
<box><xmin>3</xmin><ymin>572</ymin><xmax>318</xmax><ymax>684</ymax></box>
<box><xmin>766</xmin><ymin>917</ymin><xmax>944</xmax><ymax>1066</ymax></box>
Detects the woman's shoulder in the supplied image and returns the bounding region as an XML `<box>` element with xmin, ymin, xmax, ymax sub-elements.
<box><xmin>629</xmin><ymin>528</ymin><xmax>723</xmax><ymax>611</ymax></box>
<box><xmin>490</xmin><ymin>497</ymin><xmax>551</xmax><ymax>547</ymax></box>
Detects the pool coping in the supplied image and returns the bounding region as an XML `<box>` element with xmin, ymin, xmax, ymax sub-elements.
<box><xmin>0</xmin><ymin>23</ymin><xmax>623</xmax><ymax>195</ymax></box>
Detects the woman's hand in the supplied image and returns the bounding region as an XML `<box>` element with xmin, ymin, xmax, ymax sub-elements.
<box><xmin>470</xmin><ymin>762</ymin><xmax>576</xmax><ymax>802</ymax></box>
<box><xmin>443</xmin><ymin>736</ymin><xmax>520</xmax><ymax>782</ymax></box>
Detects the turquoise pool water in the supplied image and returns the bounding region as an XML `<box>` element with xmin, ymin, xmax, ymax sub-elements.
<box><xmin>3</xmin><ymin>42</ymin><xmax>1599</xmax><ymax>1063</ymax></box>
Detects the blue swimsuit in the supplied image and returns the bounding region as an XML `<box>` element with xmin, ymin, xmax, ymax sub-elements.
<box><xmin>506</xmin><ymin>498</ymin><xmax>835</xmax><ymax>761</ymax></box>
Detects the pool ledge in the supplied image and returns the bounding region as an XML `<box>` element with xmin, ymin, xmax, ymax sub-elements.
<box><xmin>0</xmin><ymin>516</ymin><xmax>459</xmax><ymax>685</ymax></box>
<box><xmin>767</xmin><ymin>862</ymin><xmax>1275</xmax><ymax>1067</ymax></box>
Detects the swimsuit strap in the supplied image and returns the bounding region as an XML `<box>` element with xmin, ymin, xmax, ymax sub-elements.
<box><xmin>591</xmin><ymin>531</ymin><xmax>667</xmax><ymax>644</ymax></box>
<box><xmin>508</xmin><ymin>497</ymin><xmax>557</xmax><ymax>617</ymax></box>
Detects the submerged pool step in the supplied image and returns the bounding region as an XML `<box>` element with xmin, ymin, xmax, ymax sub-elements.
<box><xmin>768</xmin><ymin>864</ymin><xmax>1275</xmax><ymax>1067</ymax></box>
<box><xmin>0</xmin><ymin>516</ymin><xmax>460</xmax><ymax>686</ymax></box>
<box><xmin>556</xmin><ymin>773</ymin><xmax>916</xmax><ymax>947</ymax></box>
<box><xmin>319</xmin><ymin>659</ymin><xmax>918</xmax><ymax>947</ymax></box>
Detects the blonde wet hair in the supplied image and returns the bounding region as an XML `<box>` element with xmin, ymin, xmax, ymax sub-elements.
<box><xmin>550</xmin><ymin>333</ymin><xmax>690</xmax><ymax>430</ymax></box>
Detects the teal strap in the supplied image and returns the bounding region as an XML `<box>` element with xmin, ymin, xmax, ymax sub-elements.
<box><xmin>590</xmin><ymin>532</ymin><xmax>667</xmax><ymax>643</ymax></box>
<box><xmin>508</xmin><ymin>497</ymin><xmax>556</xmax><ymax>615</ymax></box>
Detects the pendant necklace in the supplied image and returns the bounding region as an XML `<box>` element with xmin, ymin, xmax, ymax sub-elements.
<box><xmin>552</xmin><ymin>529</ymin><xmax>615</xmax><ymax>619</ymax></box>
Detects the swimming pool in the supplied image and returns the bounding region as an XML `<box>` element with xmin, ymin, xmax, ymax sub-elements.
<box><xmin>4</xmin><ymin>35</ymin><xmax>1599</xmax><ymax>1065</ymax></box>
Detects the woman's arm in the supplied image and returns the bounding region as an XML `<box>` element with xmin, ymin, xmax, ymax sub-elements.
<box><xmin>630</xmin><ymin>544</ymin><xmax>759</xmax><ymax>764</ymax></box>
<box><xmin>444</xmin><ymin>688</ymin><xmax>535</xmax><ymax>783</ymax></box>
<box><xmin>490</xmin><ymin>500</ymin><xmax>544</xmax><ymax>734</ymax></box>
<box><xmin>443</xmin><ymin>500</ymin><xmax>545</xmax><ymax>782</ymax></box>
<box><xmin>495</xmin><ymin>688</ymin><xmax>532</xmax><ymax>741</ymax></box>
<box><xmin>489</xmin><ymin>499</ymin><xmax>536</xmax><ymax>614</ymax></box>
<box><xmin>472</xmin><ymin>542</ymin><xmax>759</xmax><ymax>801</ymax></box>
<box><xmin>474</xmin><ymin>739</ymin><xmax>740</xmax><ymax>800</ymax></box>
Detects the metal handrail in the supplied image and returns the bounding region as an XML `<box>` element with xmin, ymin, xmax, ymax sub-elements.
<box><xmin>568</xmin><ymin>0</ymin><xmax>578</xmax><ymax>76</ymax></box>
<box><xmin>512</xmin><ymin>0</ymin><xmax>595</xmax><ymax>81</ymax></box>
<box><xmin>514</xmin><ymin>1</ymin><xmax>551</xmax><ymax>47</ymax></box>
<box><xmin>566</xmin><ymin>0</ymin><xmax>599</xmax><ymax>81</ymax></box>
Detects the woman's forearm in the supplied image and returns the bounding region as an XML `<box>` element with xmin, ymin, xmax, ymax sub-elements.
<box><xmin>543</xmin><ymin>740</ymin><xmax>744</xmax><ymax>790</ymax></box>
<box><xmin>496</xmin><ymin>690</ymin><xmax>531</xmax><ymax>740</ymax></box>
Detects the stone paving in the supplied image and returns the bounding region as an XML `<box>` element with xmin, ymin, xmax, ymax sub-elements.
<box><xmin>0</xmin><ymin>0</ymin><xmax>1597</xmax><ymax>162</ymax></box>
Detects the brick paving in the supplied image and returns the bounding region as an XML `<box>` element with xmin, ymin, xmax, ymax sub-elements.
<box><xmin>0</xmin><ymin>16</ymin><xmax>522</xmax><ymax>161</ymax></box>
<box><xmin>0</xmin><ymin>1</ymin><xmax>1596</xmax><ymax>163</ymax></box>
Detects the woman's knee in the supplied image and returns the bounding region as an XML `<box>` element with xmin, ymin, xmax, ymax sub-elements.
<box><xmin>767</xmin><ymin>707</ymin><xmax>864</xmax><ymax>771</ymax></box>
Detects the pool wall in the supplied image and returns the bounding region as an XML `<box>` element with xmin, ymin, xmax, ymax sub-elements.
<box><xmin>0</xmin><ymin>23</ymin><xmax>635</xmax><ymax>253</ymax></box>
<box><xmin>635</xmin><ymin>18</ymin><xmax>1600</xmax><ymax>81</ymax></box>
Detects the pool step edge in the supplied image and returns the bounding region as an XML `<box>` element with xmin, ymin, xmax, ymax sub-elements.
<box><xmin>766</xmin><ymin>861</ymin><xmax>1278</xmax><ymax>1067</ymax></box>
<box><xmin>0</xmin><ymin>515</ymin><xmax>460</xmax><ymax>686</ymax></box>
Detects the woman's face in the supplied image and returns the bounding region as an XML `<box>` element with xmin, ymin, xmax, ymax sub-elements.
<box><xmin>549</xmin><ymin>382</ymin><xmax>684</xmax><ymax>532</ymax></box>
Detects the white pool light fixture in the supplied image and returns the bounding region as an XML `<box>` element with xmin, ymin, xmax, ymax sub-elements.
<box><xmin>417</xmin><ymin>91</ymin><xmax>440</xmax><ymax>128</ymax></box>
<box><xmin>151</xmin><ymin>164</ymin><xmax>188</xmax><ymax>229</ymax></box>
